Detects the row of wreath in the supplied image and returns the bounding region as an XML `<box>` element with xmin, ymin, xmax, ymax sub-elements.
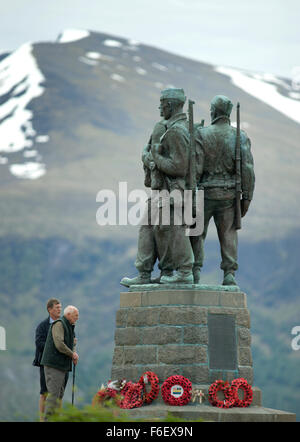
<box><xmin>93</xmin><ymin>371</ymin><xmax>253</xmax><ymax>409</ymax></box>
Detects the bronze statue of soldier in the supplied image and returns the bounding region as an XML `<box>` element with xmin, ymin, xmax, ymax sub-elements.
<box><xmin>121</xmin><ymin>88</ymin><xmax>194</xmax><ymax>287</ymax></box>
<box><xmin>194</xmin><ymin>95</ymin><xmax>255</xmax><ymax>286</ymax></box>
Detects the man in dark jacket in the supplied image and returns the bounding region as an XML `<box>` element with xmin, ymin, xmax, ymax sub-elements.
<box><xmin>33</xmin><ymin>298</ymin><xmax>64</xmax><ymax>420</ymax></box>
<box><xmin>41</xmin><ymin>305</ymin><xmax>79</xmax><ymax>419</ymax></box>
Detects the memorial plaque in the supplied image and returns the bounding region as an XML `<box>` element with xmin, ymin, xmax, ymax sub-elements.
<box><xmin>208</xmin><ymin>313</ymin><xmax>237</xmax><ymax>370</ymax></box>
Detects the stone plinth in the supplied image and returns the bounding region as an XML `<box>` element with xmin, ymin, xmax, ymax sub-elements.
<box><xmin>111</xmin><ymin>286</ymin><xmax>253</xmax><ymax>385</ymax></box>
<box><xmin>110</xmin><ymin>285</ymin><xmax>296</xmax><ymax>421</ymax></box>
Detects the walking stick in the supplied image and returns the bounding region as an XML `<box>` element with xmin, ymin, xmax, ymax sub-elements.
<box><xmin>72</xmin><ymin>362</ymin><xmax>76</xmax><ymax>406</ymax></box>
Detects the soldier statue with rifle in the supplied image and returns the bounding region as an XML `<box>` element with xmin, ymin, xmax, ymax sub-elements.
<box><xmin>193</xmin><ymin>95</ymin><xmax>255</xmax><ymax>286</ymax></box>
<box><xmin>121</xmin><ymin>88</ymin><xmax>195</xmax><ymax>287</ymax></box>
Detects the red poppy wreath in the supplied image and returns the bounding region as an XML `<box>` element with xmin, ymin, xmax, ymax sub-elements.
<box><xmin>161</xmin><ymin>375</ymin><xmax>192</xmax><ymax>406</ymax></box>
<box><xmin>92</xmin><ymin>386</ymin><xmax>121</xmax><ymax>407</ymax></box>
<box><xmin>138</xmin><ymin>371</ymin><xmax>160</xmax><ymax>404</ymax></box>
<box><xmin>231</xmin><ymin>377</ymin><xmax>253</xmax><ymax>407</ymax></box>
<box><xmin>208</xmin><ymin>380</ymin><xmax>235</xmax><ymax>408</ymax></box>
<box><xmin>119</xmin><ymin>381</ymin><xmax>144</xmax><ymax>409</ymax></box>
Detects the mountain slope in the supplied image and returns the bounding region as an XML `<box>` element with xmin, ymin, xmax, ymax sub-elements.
<box><xmin>0</xmin><ymin>29</ymin><xmax>299</xmax><ymax>241</ymax></box>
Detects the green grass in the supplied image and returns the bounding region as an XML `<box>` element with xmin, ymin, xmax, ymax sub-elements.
<box><xmin>47</xmin><ymin>402</ymin><xmax>204</xmax><ymax>422</ymax></box>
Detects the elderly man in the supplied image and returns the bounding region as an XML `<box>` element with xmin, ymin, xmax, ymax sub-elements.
<box><xmin>41</xmin><ymin>305</ymin><xmax>79</xmax><ymax>418</ymax></box>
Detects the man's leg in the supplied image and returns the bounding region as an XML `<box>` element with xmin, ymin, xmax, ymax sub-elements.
<box><xmin>39</xmin><ymin>366</ymin><xmax>48</xmax><ymax>421</ymax></box>
<box><xmin>160</xmin><ymin>205</ymin><xmax>194</xmax><ymax>284</ymax></box>
<box><xmin>44</xmin><ymin>366</ymin><xmax>67</xmax><ymax>419</ymax></box>
<box><xmin>154</xmin><ymin>217</ymin><xmax>173</xmax><ymax>277</ymax></box>
<box><xmin>135</xmin><ymin>224</ymin><xmax>157</xmax><ymax>275</ymax></box>
<box><xmin>214</xmin><ymin>199</ymin><xmax>238</xmax><ymax>285</ymax></box>
<box><xmin>120</xmin><ymin>198</ymin><xmax>157</xmax><ymax>286</ymax></box>
<box><xmin>189</xmin><ymin>199</ymin><xmax>213</xmax><ymax>283</ymax></box>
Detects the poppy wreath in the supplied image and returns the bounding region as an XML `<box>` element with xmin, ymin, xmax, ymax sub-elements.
<box><xmin>231</xmin><ymin>378</ymin><xmax>253</xmax><ymax>407</ymax></box>
<box><xmin>208</xmin><ymin>380</ymin><xmax>235</xmax><ymax>408</ymax></box>
<box><xmin>119</xmin><ymin>382</ymin><xmax>144</xmax><ymax>409</ymax></box>
<box><xmin>138</xmin><ymin>371</ymin><xmax>160</xmax><ymax>404</ymax></box>
<box><xmin>92</xmin><ymin>387</ymin><xmax>121</xmax><ymax>407</ymax></box>
<box><xmin>118</xmin><ymin>381</ymin><xmax>134</xmax><ymax>408</ymax></box>
<box><xmin>161</xmin><ymin>375</ymin><xmax>192</xmax><ymax>406</ymax></box>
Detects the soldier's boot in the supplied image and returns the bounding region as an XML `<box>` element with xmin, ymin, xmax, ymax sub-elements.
<box><xmin>193</xmin><ymin>267</ymin><xmax>201</xmax><ymax>284</ymax></box>
<box><xmin>222</xmin><ymin>272</ymin><xmax>237</xmax><ymax>286</ymax></box>
<box><xmin>151</xmin><ymin>270</ymin><xmax>173</xmax><ymax>284</ymax></box>
<box><xmin>160</xmin><ymin>270</ymin><xmax>193</xmax><ymax>285</ymax></box>
<box><xmin>120</xmin><ymin>272</ymin><xmax>151</xmax><ymax>287</ymax></box>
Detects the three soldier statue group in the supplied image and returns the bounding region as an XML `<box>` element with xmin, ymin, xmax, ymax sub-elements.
<box><xmin>121</xmin><ymin>88</ymin><xmax>255</xmax><ymax>288</ymax></box>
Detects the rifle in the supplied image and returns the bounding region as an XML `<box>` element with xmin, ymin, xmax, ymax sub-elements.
<box><xmin>186</xmin><ymin>100</ymin><xmax>205</xmax><ymax>236</ymax></box>
<box><xmin>188</xmin><ymin>99</ymin><xmax>196</xmax><ymax>193</ymax></box>
<box><xmin>235</xmin><ymin>102</ymin><xmax>242</xmax><ymax>230</ymax></box>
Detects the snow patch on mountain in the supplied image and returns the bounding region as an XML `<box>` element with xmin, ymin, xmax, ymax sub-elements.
<box><xmin>36</xmin><ymin>135</ymin><xmax>49</xmax><ymax>143</ymax></box>
<box><xmin>23</xmin><ymin>150</ymin><xmax>38</xmax><ymax>158</ymax></box>
<box><xmin>110</xmin><ymin>73</ymin><xmax>125</xmax><ymax>82</ymax></box>
<box><xmin>58</xmin><ymin>29</ymin><xmax>90</xmax><ymax>43</ymax></box>
<box><xmin>0</xmin><ymin>43</ymin><xmax>45</xmax><ymax>152</ymax></box>
<box><xmin>215</xmin><ymin>66</ymin><xmax>300</xmax><ymax>124</ymax></box>
<box><xmin>127</xmin><ymin>39</ymin><xmax>140</xmax><ymax>46</ymax></box>
<box><xmin>152</xmin><ymin>62</ymin><xmax>168</xmax><ymax>72</ymax></box>
<box><xmin>103</xmin><ymin>39</ymin><xmax>123</xmax><ymax>48</ymax></box>
<box><xmin>0</xmin><ymin>43</ymin><xmax>48</xmax><ymax>179</ymax></box>
<box><xmin>9</xmin><ymin>161</ymin><xmax>46</xmax><ymax>179</ymax></box>
<box><xmin>86</xmin><ymin>52</ymin><xmax>114</xmax><ymax>62</ymax></box>
<box><xmin>78</xmin><ymin>56</ymin><xmax>99</xmax><ymax>66</ymax></box>
<box><xmin>0</xmin><ymin>156</ymin><xmax>8</xmax><ymax>164</ymax></box>
<box><xmin>135</xmin><ymin>67</ymin><xmax>147</xmax><ymax>75</ymax></box>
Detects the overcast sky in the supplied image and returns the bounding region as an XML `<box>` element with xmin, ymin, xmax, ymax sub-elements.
<box><xmin>1</xmin><ymin>0</ymin><xmax>299</xmax><ymax>78</ymax></box>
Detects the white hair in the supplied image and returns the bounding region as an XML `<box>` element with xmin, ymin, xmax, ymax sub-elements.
<box><xmin>64</xmin><ymin>305</ymin><xmax>78</xmax><ymax>316</ymax></box>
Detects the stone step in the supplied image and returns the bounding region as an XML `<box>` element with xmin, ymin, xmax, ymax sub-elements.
<box><xmin>126</xmin><ymin>403</ymin><xmax>296</xmax><ymax>422</ymax></box>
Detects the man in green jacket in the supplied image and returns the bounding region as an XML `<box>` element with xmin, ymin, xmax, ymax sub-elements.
<box><xmin>41</xmin><ymin>305</ymin><xmax>79</xmax><ymax>418</ymax></box>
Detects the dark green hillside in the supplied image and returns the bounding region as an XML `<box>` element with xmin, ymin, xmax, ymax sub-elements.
<box><xmin>0</xmin><ymin>232</ymin><xmax>299</xmax><ymax>421</ymax></box>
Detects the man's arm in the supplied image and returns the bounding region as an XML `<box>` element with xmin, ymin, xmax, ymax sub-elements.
<box><xmin>142</xmin><ymin>136</ymin><xmax>153</xmax><ymax>168</ymax></box>
<box><xmin>240</xmin><ymin>133</ymin><xmax>255</xmax><ymax>216</ymax></box>
<box><xmin>151</xmin><ymin>128</ymin><xmax>189</xmax><ymax>177</ymax></box>
<box><xmin>194</xmin><ymin>127</ymin><xmax>205</xmax><ymax>184</ymax></box>
<box><xmin>51</xmin><ymin>322</ymin><xmax>73</xmax><ymax>358</ymax></box>
<box><xmin>35</xmin><ymin>320</ymin><xmax>48</xmax><ymax>352</ymax></box>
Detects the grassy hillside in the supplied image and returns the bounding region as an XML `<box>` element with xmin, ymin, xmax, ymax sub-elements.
<box><xmin>0</xmin><ymin>232</ymin><xmax>299</xmax><ymax>421</ymax></box>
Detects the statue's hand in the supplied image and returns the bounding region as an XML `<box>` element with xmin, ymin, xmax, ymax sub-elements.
<box><xmin>149</xmin><ymin>161</ymin><xmax>156</xmax><ymax>171</ymax></box>
<box><xmin>241</xmin><ymin>199</ymin><xmax>251</xmax><ymax>217</ymax></box>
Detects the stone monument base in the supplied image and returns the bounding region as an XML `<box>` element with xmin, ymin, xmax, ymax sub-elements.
<box><xmin>126</xmin><ymin>402</ymin><xmax>296</xmax><ymax>422</ymax></box>
<box><xmin>110</xmin><ymin>285</ymin><xmax>296</xmax><ymax>422</ymax></box>
<box><xmin>112</xmin><ymin>285</ymin><xmax>253</xmax><ymax>384</ymax></box>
